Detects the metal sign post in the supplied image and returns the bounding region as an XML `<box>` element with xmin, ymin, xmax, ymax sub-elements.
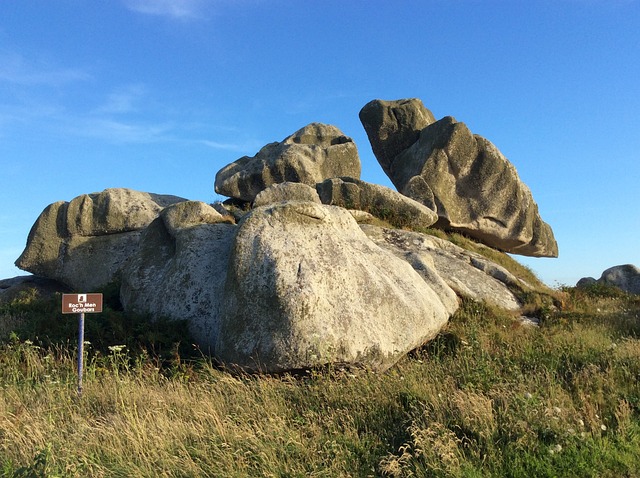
<box><xmin>62</xmin><ymin>293</ymin><xmax>103</xmax><ymax>397</ymax></box>
<box><xmin>77</xmin><ymin>312</ymin><xmax>85</xmax><ymax>396</ymax></box>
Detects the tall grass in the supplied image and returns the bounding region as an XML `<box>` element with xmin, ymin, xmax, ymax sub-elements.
<box><xmin>1</xmin><ymin>285</ymin><xmax>639</xmax><ymax>477</ymax></box>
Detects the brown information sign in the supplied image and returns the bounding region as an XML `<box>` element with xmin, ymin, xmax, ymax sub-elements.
<box><xmin>62</xmin><ymin>293</ymin><xmax>103</xmax><ymax>314</ymax></box>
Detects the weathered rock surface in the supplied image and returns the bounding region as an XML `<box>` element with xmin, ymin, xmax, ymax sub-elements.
<box><xmin>215</xmin><ymin>123</ymin><xmax>361</xmax><ymax>202</ymax></box>
<box><xmin>361</xmin><ymin>225</ymin><xmax>523</xmax><ymax>311</ymax></box>
<box><xmin>120</xmin><ymin>201</ymin><xmax>236</xmax><ymax>350</ymax></box>
<box><xmin>254</xmin><ymin>182</ymin><xmax>321</xmax><ymax>207</ymax></box>
<box><xmin>15</xmin><ymin>188</ymin><xmax>186</xmax><ymax>290</ymax></box>
<box><xmin>316</xmin><ymin>177</ymin><xmax>438</xmax><ymax>229</ymax></box>
<box><xmin>359</xmin><ymin>99</ymin><xmax>558</xmax><ymax>258</ymax></box>
<box><xmin>578</xmin><ymin>264</ymin><xmax>640</xmax><ymax>295</ymax></box>
<box><xmin>216</xmin><ymin>201</ymin><xmax>455</xmax><ymax>373</ymax></box>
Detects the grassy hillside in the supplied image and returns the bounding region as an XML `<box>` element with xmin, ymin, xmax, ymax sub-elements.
<box><xmin>1</xmin><ymin>279</ymin><xmax>639</xmax><ymax>477</ymax></box>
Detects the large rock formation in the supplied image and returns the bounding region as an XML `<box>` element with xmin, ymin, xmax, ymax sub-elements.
<box><xmin>8</xmin><ymin>98</ymin><xmax>560</xmax><ymax>374</ymax></box>
<box><xmin>215</xmin><ymin>123</ymin><xmax>361</xmax><ymax>202</ymax></box>
<box><xmin>216</xmin><ymin>201</ymin><xmax>456</xmax><ymax>373</ymax></box>
<box><xmin>120</xmin><ymin>201</ymin><xmax>235</xmax><ymax>350</ymax></box>
<box><xmin>359</xmin><ymin>99</ymin><xmax>558</xmax><ymax>258</ymax></box>
<box><xmin>316</xmin><ymin>177</ymin><xmax>438</xmax><ymax>230</ymax></box>
<box><xmin>577</xmin><ymin>264</ymin><xmax>640</xmax><ymax>295</ymax></box>
<box><xmin>11</xmin><ymin>186</ymin><xmax>547</xmax><ymax>373</ymax></box>
<box><xmin>15</xmin><ymin>188</ymin><xmax>185</xmax><ymax>290</ymax></box>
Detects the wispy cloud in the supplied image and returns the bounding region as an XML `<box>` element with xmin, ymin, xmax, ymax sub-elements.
<box><xmin>94</xmin><ymin>84</ymin><xmax>147</xmax><ymax>114</ymax></box>
<box><xmin>68</xmin><ymin>118</ymin><xmax>174</xmax><ymax>143</ymax></box>
<box><xmin>122</xmin><ymin>0</ymin><xmax>208</xmax><ymax>20</ymax></box>
<box><xmin>199</xmin><ymin>138</ymin><xmax>262</xmax><ymax>153</ymax></box>
<box><xmin>0</xmin><ymin>52</ymin><xmax>90</xmax><ymax>86</ymax></box>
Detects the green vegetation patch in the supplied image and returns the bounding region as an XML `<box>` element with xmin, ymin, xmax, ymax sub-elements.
<box><xmin>1</xmin><ymin>285</ymin><xmax>639</xmax><ymax>477</ymax></box>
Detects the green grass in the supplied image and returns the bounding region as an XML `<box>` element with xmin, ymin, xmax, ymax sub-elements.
<box><xmin>0</xmin><ymin>283</ymin><xmax>639</xmax><ymax>477</ymax></box>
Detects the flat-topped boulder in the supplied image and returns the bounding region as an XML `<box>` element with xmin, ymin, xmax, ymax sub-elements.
<box><xmin>359</xmin><ymin>99</ymin><xmax>558</xmax><ymax>258</ymax></box>
<box><xmin>215</xmin><ymin>123</ymin><xmax>361</xmax><ymax>202</ymax></box>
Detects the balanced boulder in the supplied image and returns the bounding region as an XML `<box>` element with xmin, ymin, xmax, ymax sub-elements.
<box><xmin>215</xmin><ymin>123</ymin><xmax>361</xmax><ymax>202</ymax></box>
<box><xmin>359</xmin><ymin>99</ymin><xmax>558</xmax><ymax>258</ymax></box>
<box><xmin>15</xmin><ymin>188</ymin><xmax>185</xmax><ymax>290</ymax></box>
<box><xmin>216</xmin><ymin>201</ymin><xmax>455</xmax><ymax>373</ymax></box>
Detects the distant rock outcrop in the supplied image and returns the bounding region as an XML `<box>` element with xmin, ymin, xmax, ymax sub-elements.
<box><xmin>15</xmin><ymin>188</ymin><xmax>185</xmax><ymax>290</ymax></box>
<box><xmin>0</xmin><ymin>275</ymin><xmax>69</xmax><ymax>305</ymax></box>
<box><xmin>577</xmin><ymin>264</ymin><xmax>640</xmax><ymax>295</ymax></box>
<box><xmin>359</xmin><ymin>98</ymin><xmax>558</xmax><ymax>258</ymax></box>
<box><xmin>215</xmin><ymin>123</ymin><xmax>361</xmax><ymax>202</ymax></box>
<box><xmin>216</xmin><ymin>201</ymin><xmax>455</xmax><ymax>373</ymax></box>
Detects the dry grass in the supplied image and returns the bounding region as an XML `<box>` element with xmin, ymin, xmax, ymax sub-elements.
<box><xmin>1</xmin><ymin>284</ymin><xmax>640</xmax><ymax>477</ymax></box>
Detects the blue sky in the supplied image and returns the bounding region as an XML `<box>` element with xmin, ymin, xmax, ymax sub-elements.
<box><xmin>1</xmin><ymin>0</ymin><xmax>638</xmax><ymax>287</ymax></box>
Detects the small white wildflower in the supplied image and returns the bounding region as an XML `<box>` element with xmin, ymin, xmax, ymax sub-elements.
<box><xmin>108</xmin><ymin>345</ymin><xmax>126</xmax><ymax>353</ymax></box>
<box><xmin>549</xmin><ymin>444</ymin><xmax>562</xmax><ymax>454</ymax></box>
<box><xmin>601</xmin><ymin>424</ymin><xmax>607</xmax><ymax>431</ymax></box>
<box><xmin>577</xmin><ymin>419</ymin><xmax>585</xmax><ymax>427</ymax></box>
